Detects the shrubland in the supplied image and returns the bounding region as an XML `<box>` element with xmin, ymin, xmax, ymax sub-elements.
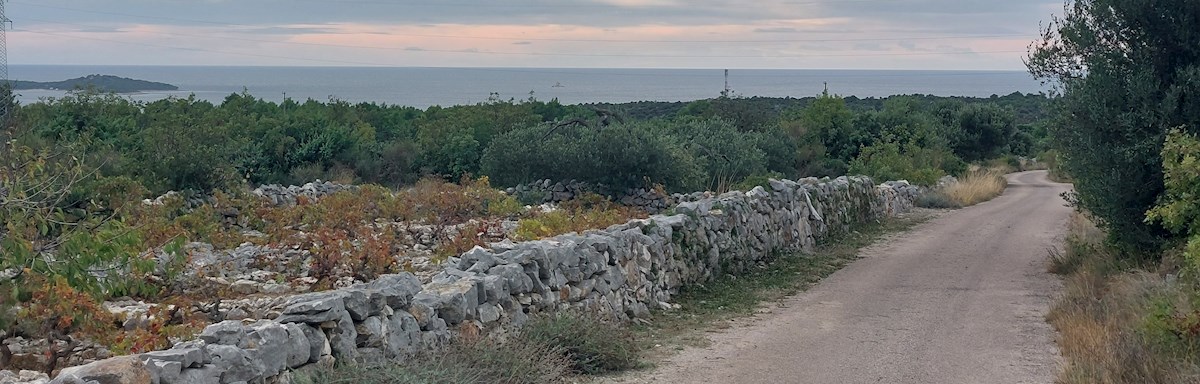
<box><xmin>1</xmin><ymin>84</ymin><xmax>1047</xmax><ymax>374</ymax></box>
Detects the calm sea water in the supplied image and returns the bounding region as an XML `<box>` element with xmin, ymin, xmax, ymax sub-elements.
<box><xmin>10</xmin><ymin>65</ymin><xmax>1046</xmax><ymax>108</ymax></box>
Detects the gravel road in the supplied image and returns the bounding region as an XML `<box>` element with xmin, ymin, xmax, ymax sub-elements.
<box><xmin>606</xmin><ymin>171</ymin><xmax>1072</xmax><ymax>384</ymax></box>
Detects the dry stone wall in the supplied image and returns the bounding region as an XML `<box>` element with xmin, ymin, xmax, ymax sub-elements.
<box><xmin>47</xmin><ymin>176</ymin><xmax>917</xmax><ymax>384</ymax></box>
<box><xmin>506</xmin><ymin>179</ymin><xmax>676</xmax><ymax>213</ymax></box>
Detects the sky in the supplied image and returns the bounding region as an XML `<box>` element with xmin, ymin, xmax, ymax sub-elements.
<box><xmin>6</xmin><ymin>0</ymin><xmax>1062</xmax><ymax>70</ymax></box>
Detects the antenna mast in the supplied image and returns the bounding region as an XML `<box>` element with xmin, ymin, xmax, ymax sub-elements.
<box><xmin>0</xmin><ymin>0</ymin><xmax>11</xmax><ymax>122</ymax></box>
<box><xmin>720</xmin><ymin>69</ymin><xmax>729</xmax><ymax>99</ymax></box>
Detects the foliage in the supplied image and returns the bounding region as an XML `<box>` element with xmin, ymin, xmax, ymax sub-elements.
<box><xmin>848</xmin><ymin>141</ymin><xmax>960</xmax><ymax>186</ymax></box>
<box><xmin>0</xmin><ymin>139</ymin><xmax>219</xmax><ymax>372</ymax></box>
<box><xmin>948</xmin><ymin>103</ymin><xmax>1018</xmax><ymax>162</ymax></box>
<box><xmin>651</xmin><ymin>118</ymin><xmax>769</xmax><ymax>192</ymax></box>
<box><xmin>1028</xmin><ymin>0</ymin><xmax>1200</xmax><ymax>253</ymax></box>
<box><xmin>481</xmin><ymin>120</ymin><xmax>703</xmax><ymax>192</ymax></box>
<box><xmin>1146</xmin><ymin>129</ymin><xmax>1200</xmax><ymax>278</ymax></box>
<box><xmin>790</xmin><ymin>91</ymin><xmax>862</xmax><ymax>162</ymax></box>
<box><xmin>1</xmin><ymin>142</ymin><xmax>157</xmax><ymax>301</ymax></box>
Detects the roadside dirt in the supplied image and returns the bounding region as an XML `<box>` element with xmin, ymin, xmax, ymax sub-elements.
<box><xmin>604</xmin><ymin>171</ymin><xmax>1072</xmax><ymax>384</ymax></box>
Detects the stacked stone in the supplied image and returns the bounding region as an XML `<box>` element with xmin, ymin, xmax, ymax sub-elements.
<box><xmin>507</xmin><ymin>180</ymin><xmax>677</xmax><ymax>213</ymax></box>
<box><xmin>505</xmin><ymin>179</ymin><xmax>592</xmax><ymax>204</ymax></box>
<box><xmin>251</xmin><ymin>181</ymin><xmax>355</xmax><ymax>206</ymax></box>
<box><xmin>44</xmin><ymin>176</ymin><xmax>917</xmax><ymax>384</ymax></box>
<box><xmin>617</xmin><ymin>187</ymin><xmax>676</xmax><ymax>213</ymax></box>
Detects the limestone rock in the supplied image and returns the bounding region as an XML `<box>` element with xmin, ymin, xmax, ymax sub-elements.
<box><xmin>54</xmin><ymin>356</ymin><xmax>152</xmax><ymax>384</ymax></box>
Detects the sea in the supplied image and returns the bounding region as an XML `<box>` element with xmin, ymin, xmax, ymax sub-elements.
<box><xmin>10</xmin><ymin>65</ymin><xmax>1048</xmax><ymax>109</ymax></box>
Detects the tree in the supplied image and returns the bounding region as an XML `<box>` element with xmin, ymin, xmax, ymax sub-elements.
<box><xmin>1027</xmin><ymin>0</ymin><xmax>1200</xmax><ymax>252</ymax></box>
<box><xmin>950</xmin><ymin>104</ymin><xmax>1017</xmax><ymax>162</ymax></box>
<box><xmin>793</xmin><ymin>91</ymin><xmax>860</xmax><ymax>161</ymax></box>
<box><xmin>481</xmin><ymin>121</ymin><xmax>702</xmax><ymax>192</ymax></box>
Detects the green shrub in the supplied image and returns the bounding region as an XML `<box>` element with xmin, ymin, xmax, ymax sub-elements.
<box><xmin>1147</xmin><ymin>129</ymin><xmax>1200</xmax><ymax>278</ymax></box>
<box><xmin>481</xmin><ymin>121</ymin><xmax>703</xmax><ymax>192</ymax></box>
<box><xmin>849</xmin><ymin>141</ymin><xmax>961</xmax><ymax>186</ymax></box>
<box><xmin>653</xmin><ymin>118</ymin><xmax>769</xmax><ymax>191</ymax></box>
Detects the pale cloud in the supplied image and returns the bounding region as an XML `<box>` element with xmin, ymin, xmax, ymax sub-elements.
<box><xmin>5</xmin><ymin>0</ymin><xmax>1060</xmax><ymax>69</ymax></box>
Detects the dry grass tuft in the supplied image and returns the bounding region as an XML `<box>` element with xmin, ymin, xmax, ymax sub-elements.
<box><xmin>942</xmin><ymin>168</ymin><xmax>1008</xmax><ymax>207</ymax></box>
<box><xmin>1048</xmin><ymin>212</ymin><xmax>1200</xmax><ymax>384</ymax></box>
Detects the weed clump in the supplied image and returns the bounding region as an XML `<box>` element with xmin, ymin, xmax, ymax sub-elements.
<box><xmin>915</xmin><ymin>190</ymin><xmax>960</xmax><ymax>209</ymax></box>
<box><xmin>295</xmin><ymin>312</ymin><xmax>641</xmax><ymax>384</ymax></box>
<box><xmin>517</xmin><ymin>312</ymin><xmax>642</xmax><ymax>374</ymax></box>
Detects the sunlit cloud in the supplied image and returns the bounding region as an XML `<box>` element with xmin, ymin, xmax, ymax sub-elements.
<box><xmin>5</xmin><ymin>0</ymin><xmax>1056</xmax><ymax>69</ymax></box>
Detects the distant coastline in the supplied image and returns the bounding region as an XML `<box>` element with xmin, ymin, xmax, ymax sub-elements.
<box><xmin>9</xmin><ymin>66</ymin><xmax>1046</xmax><ymax>108</ymax></box>
<box><xmin>11</xmin><ymin>74</ymin><xmax>178</xmax><ymax>93</ymax></box>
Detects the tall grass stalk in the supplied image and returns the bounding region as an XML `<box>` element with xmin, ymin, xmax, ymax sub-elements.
<box><xmin>942</xmin><ymin>168</ymin><xmax>1007</xmax><ymax>206</ymax></box>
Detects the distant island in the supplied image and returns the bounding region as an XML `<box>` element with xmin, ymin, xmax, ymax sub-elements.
<box><xmin>11</xmin><ymin>74</ymin><xmax>178</xmax><ymax>93</ymax></box>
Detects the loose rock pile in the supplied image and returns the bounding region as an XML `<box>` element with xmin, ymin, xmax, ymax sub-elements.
<box><xmin>41</xmin><ymin>176</ymin><xmax>917</xmax><ymax>384</ymax></box>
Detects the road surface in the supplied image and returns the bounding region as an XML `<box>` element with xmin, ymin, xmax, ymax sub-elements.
<box><xmin>608</xmin><ymin>171</ymin><xmax>1071</xmax><ymax>384</ymax></box>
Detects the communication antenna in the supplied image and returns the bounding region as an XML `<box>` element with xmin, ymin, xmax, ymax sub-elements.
<box><xmin>720</xmin><ymin>69</ymin><xmax>729</xmax><ymax>99</ymax></box>
<box><xmin>0</xmin><ymin>0</ymin><xmax>11</xmax><ymax>123</ymax></box>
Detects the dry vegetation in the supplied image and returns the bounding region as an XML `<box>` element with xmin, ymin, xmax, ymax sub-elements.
<box><xmin>0</xmin><ymin>174</ymin><xmax>648</xmax><ymax>373</ymax></box>
<box><xmin>1047</xmin><ymin>212</ymin><xmax>1200</xmax><ymax>383</ymax></box>
<box><xmin>943</xmin><ymin>168</ymin><xmax>1008</xmax><ymax>207</ymax></box>
<box><xmin>295</xmin><ymin>312</ymin><xmax>641</xmax><ymax>384</ymax></box>
<box><xmin>916</xmin><ymin>167</ymin><xmax>1009</xmax><ymax>209</ymax></box>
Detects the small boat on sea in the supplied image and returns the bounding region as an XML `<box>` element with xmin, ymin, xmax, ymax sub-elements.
<box><xmin>552</xmin><ymin>82</ymin><xmax>565</xmax><ymax>88</ymax></box>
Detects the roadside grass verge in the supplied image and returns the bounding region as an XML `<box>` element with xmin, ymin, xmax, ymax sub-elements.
<box><xmin>295</xmin><ymin>312</ymin><xmax>640</xmax><ymax>384</ymax></box>
<box><xmin>942</xmin><ymin>168</ymin><xmax>1007</xmax><ymax>207</ymax></box>
<box><xmin>626</xmin><ymin>213</ymin><xmax>931</xmax><ymax>362</ymax></box>
<box><xmin>1047</xmin><ymin>212</ymin><xmax>1200</xmax><ymax>383</ymax></box>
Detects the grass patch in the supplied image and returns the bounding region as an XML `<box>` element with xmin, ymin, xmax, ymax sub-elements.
<box><xmin>943</xmin><ymin>168</ymin><xmax>1007</xmax><ymax>207</ymax></box>
<box><xmin>915</xmin><ymin>190</ymin><xmax>961</xmax><ymax>209</ymax></box>
<box><xmin>520</xmin><ymin>312</ymin><xmax>643</xmax><ymax>374</ymax></box>
<box><xmin>295</xmin><ymin>312</ymin><xmax>640</xmax><ymax>384</ymax></box>
<box><xmin>628</xmin><ymin>213</ymin><xmax>929</xmax><ymax>360</ymax></box>
<box><xmin>294</xmin><ymin>336</ymin><xmax>570</xmax><ymax>384</ymax></box>
<box><xmin>1048</xmin><ymin>212</ymin><xmax>1200</xmax><ymax>383</ymax></box>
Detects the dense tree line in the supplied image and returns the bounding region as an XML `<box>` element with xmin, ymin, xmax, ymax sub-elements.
<box><xmin>2</xmin><ymin>88</ymin><xmax>1047</xmax><ymax>202</ymax></box>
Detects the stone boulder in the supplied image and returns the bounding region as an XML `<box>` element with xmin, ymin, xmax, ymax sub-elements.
<box><xmin>52</xmin><ymin>356</ymin><xmax>152</xmax><ymax>384</ymax></box>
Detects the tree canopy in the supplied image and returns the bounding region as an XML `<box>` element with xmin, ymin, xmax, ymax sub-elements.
<box><xmin>1028</xmin><ymin>0</ymin><xmax>1200</xmax><ymax>252</ymax></box>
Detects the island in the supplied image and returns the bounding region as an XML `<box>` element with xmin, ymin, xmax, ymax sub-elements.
<box><xmin>10</xmin><ymin>74</ymin><xmax>179</xmax><ymax>93</ymax></box>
